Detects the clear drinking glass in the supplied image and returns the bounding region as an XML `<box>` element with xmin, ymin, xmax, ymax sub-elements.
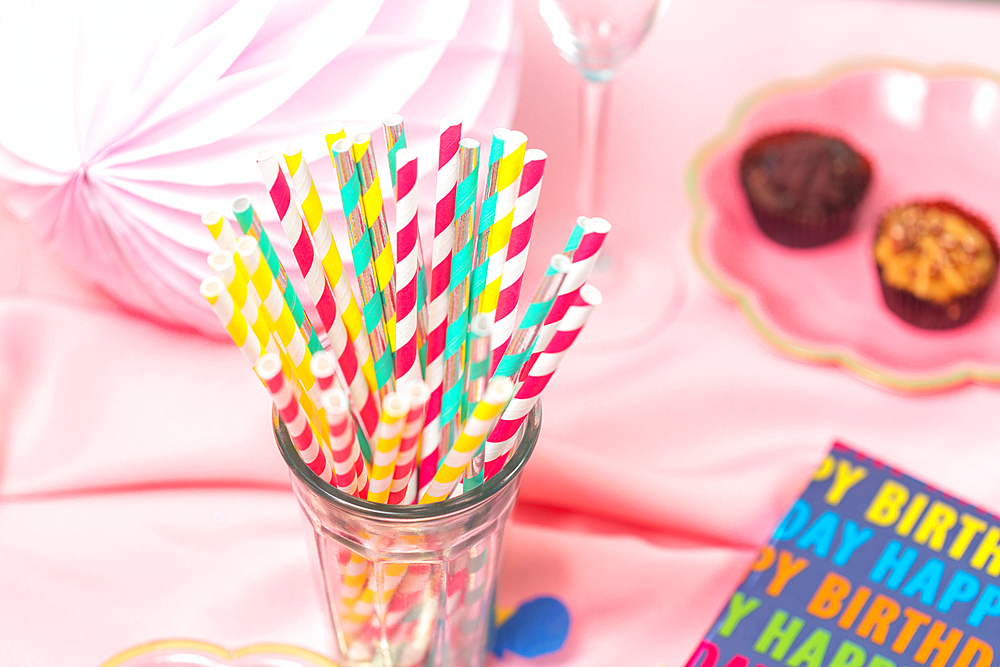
<box><xmin>539</xmin><ymin>0</ymin><xmax>669</xmax><ymax>216</ymax></box>
<box><xmin>273</xmin><ymin>405</ymin><xmax>541</xmax><ymax>667</ymax></box>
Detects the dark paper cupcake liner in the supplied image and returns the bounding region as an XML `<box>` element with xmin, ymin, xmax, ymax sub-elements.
<box><xmin>748</xmin><ymin>202</ymin><xmax>856</xmax><ymax>248</ymax></box>
<box><xmin>875</xmin><ymin>199</ymin><xmax>998</xmax><ymax>330</ymax></box>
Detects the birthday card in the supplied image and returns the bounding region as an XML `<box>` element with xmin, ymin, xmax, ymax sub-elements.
<box><xmin>687</xmin><ymin>442</ymin><xmax>999</xmax><ymax>667</ymax></box>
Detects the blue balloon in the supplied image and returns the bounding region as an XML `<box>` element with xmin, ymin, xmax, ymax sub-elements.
<box><xmin>491</xmin><ymin>596</ymin><xmax>570</xmax><ymax>658</ymax></box>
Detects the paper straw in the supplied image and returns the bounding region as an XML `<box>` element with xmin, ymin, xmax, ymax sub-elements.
<box><xmin>311</xmin><ymin>350</ymin><xmax>375</xmax><ymax>460</ymax></box>
<box><xmin>366</xmin><ymin>392</ymin><xmax>410</xmax><ymax>504</ymax></box>
<box><xmin>468</xmin><ymin>129</ymin><xmax>508</xmax><ymax>328</ymax></box>
<box><xmin>492</xmin><ymin>254</ymin><xmax>570</xmax><ymax>381</ymax></box>
<box><xmin>330</xmin><ymin>138</ymin><xmax>394</xmax><ymax>393</ymax></box>
<box><xmin>257</xmin><ymin>150</ymin><xmax>343</xmax><ymax>355</ymax></box>
<box><xmin>387</xmin><ymin>381</ymin><xmax>430</xmax><ymax>505</ymax></box>
<box><xmin>419</xmin><ymin>116</ymin><xmax>462</xmax><ymax>494</ymax></box>
<box><xmin>384</xmin><ymin>119</ymin><xmax>429</xmax><ymax>353</ymax></box>
<box><xmin>519</xmin><ymin>217</ymin><xmax>610</xmax><ymax>382</ymax></box>
<box><xmin>484</xmin><ymin>285</ymin><xmax>602</xmax><ymax>480</ymax></box>
<box><xmin>382</xmin><ymin>113</ymin><xmax>406</xmax><ymax>194</ymax></box>
<box><xmin>490</xmin><ymin>149</ymin><xmax>547</xmax><ymax>371</ymax></box>
<box><xmin>461</xmin><ymin>313</ymin><xmax>493</xmax><ymax>492</ymax></box>
<box><xmin>479</xmin><ymin>131</ymin><xmax>527</xmax><ymax>318</ymax></box>
<box><xmin>235</xmin><ymin>236</ymin><xmax>322</xmax><ymax>410</ymax></box>
<box><xmin>393</xmin><ymin>148</ymin><xmax>423</xmax><ymax>388</ymax></box>
<box><xmin>256</xmin><ymin>354</ymin><xmax>333</xmax><ymax>483</ymax></box>
<box><xmin>200</xmin><ymin>276</ymin><xmax>261</xmax><ymax>365</ymax></box>
<box><xmin>203</xmin><ymin>210</ymin><xmax>239</xmax><ymax>253</ymax></box>
<box><xmin>351</xmin><ymin>133</ymin><xmax>397</xmax><ymax>352</ymax></box>
<box><xmin>321</xmin><ymin>125</ymin><xmax>379</xmax><ymax>399</ymax></box>
<box><xmin>231</xmin><ymin>197</ymin><xmax>322</xmax><ymax>355</ymax></box>
<box><xmin>320</xmin><ymin>387</ymin><xmax>367</xmax><ymax>497</ymax></box>
<box><xmin>563</xmin><ymin>215</ymin><xmax>588</xmax><ymax>256</ymax></box>
<box><xmin>442</xmin><ymin>138</ymin><xmax>480</xmax><ymax>446</ymax></box>
<box><xmin>419</xmin><ymin>376</ymin><xmax>515</xmax><ymax>504</ymax></box>
<box><xmin>315</xmin><ymin>350</ymin><xmax>370</xmax><ymax>492</ymax></box>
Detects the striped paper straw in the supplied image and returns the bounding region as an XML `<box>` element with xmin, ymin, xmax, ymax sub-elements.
<box><xmin>366</xmin><ymin>392</ymin><xmax>410</xmax><ymax>504</ymax></box>
<box><xmin>479</xmin><ymin>131</ymin><xmax>527</xmax><ymax>318</ymax></box>
<box><xmin>351</xmin><ymin>133</ymin><xmax>397</xmax><ymax>352</ymax></box>
<box><xmin>382</xmin><ymin>113</ymin><xmax>406</xmax><ymax>193</ymax></box>
<box><xmin>519</xmin><ymin>217</ymin><xmax>610</xmax><ymax>382</ymax></box>
<box><xmin>257</xmin><ymin>150</ymin><xmax>342</xmax><ymax>354</ymax></box>
<box><xmin>200</xmin><ymin>276</ymin><xmax>260</xmax><ymax>365</ymax></box>
<box><xmin>468</xmin><ymin>129</ymin><xmax>508</xmax><ymax>328</ymax></box>
<box><xmin>321</xmin><ymin>387</ymin><xmax>367</xmax><ymax>497</ymax></box>
<box><xmin>563</xmin><ymin>215</ymin><xmax>588</xmax><ymax>256</ymax></box>
<box><xmin>461</xmin><ymin>313</ymin><xmax>493</xmax><ymax>492</ymax></box>
<box><xmin>257</xmin><ymin>354</ymin><xmax>334</xmax><ymax>483</ymax></box>
<box><xmin>203</xmin><ymin>210</ymin><xmax>239</xmax><ymax>253</ymax></box>
<box><xmin>207</xmin><ymin>249</ymin><xmax>260</xmax><ymax>333</ymax></box>
<box><xmin>231</xmin><ymin>197</ymin><xmax>322</xmax><ymax>355</ymax></box>
<box><xmin>393</xmin><ymin>147</ymin><xmax>422</xmax><ymax>388</ymax></box>
<box><xmin>236</xmin><ymin>236</ymin><xmax>322</xmax><ymax>410</ymax></box>
<box><xmin>278</xmin><ymin>153</ymin><xmax>378</xmax><ymax>441</ymax></box>
<box><xmin>320</xmin><ymin>125</ymin><xmax>379</xmax><ymax>399</ymax></box>
<box><xmin>419</xmin><ymin>376</ymin><xmax>515</xmax><ymax>504</ymax></box>
<box><xmin>442</xmin><ymin>138</ymin><xmax>480</xmax><ymax>447</ymax></box>
<box><xmin>484</xmin><ymin>285</ymin><xmax>602</xmax><ymax>480</ymax></box>
<box><xmin>387</xmin><ymin>380</ymin><xmax>430</xmax><ymax>505</ymax></box>
<box><xmin>420</xmin><ymin>116</ymin><xmax>462</xmax><ymax>494</ymax></box>
<box><xmin>493</xmin><ymin>254</ymin><xmax>570</xmax><ymax>381</ymax></box>
<box><xmin>330</xmin><ymin>138</ymin><xmax>395</xmax><ymax>393</ymax></box>
<box><xmin>384</xmin><ymin>119</ymin><xmax>429</xmax><ymax>352</ymax></box>
<box><xmin>341</xmin><ymin>562</ymin><xmax>408</xmax><ymax>642</ymax></box>
<box><xmin>490</xmin><ymin>149</ymin><xmax>547</xmax><ymax>371</ymax></box>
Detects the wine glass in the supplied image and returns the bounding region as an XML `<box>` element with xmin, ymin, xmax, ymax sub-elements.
<box><xmin>539</xmin><ymin>0</ymin><xmax>669</xmax><ymax>216</ymax></box>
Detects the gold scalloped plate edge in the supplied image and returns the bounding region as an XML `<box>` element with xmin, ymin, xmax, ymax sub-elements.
<box><xmin>99</xmin><ymin>639</ymin><xmax>340</xmax><ymax>667</ymax></box>
<box><xmin>687</xmin><ymin>57</ymin><xmax>1000</xmax><ymax>394</ymax></box>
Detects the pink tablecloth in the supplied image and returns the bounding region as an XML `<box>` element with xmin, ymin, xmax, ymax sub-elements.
<box><xmin>6</xmin><ymin>0</ymin><xmax>1000</xmax><ymax>665</ymax></box>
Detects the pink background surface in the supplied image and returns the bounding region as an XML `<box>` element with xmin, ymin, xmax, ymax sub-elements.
<box><xmin>6</xmin><ymin>0</ymin><xmax>1000</xmax><ymax>666</ymax></box>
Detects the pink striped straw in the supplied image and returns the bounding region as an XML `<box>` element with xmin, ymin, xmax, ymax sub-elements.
<box><xmin>257</xmin><ymin>151</ymin><xmax>378</xmax><ymax>440</ymax></box>
<box><xmin>256</xmin><ymin>353</ymin><xmax>334</xmax><ymax>483</ymax></box>
<box><xmin>419</xmin><ymin>116</ymin><xmax>462</xmax><ymax>495</ymax></box>
<box><xmin>388</xmin><ymin>381</ymin><xmax>430</xmax><ymax>505</ymax></box>
<box><xmin>483</xmin><ymin>285</ymin><xmax>602</xmax><ymax>480</ymax></box>
<box><xmin>394</xmin><ymin>147</ymin><xmax>422</xmax><ymax>388</ymax></box>
<box><xmin>256</xmin><ymin>151</ymin><xmax>336</xmax><ymax>339</ymax></box>
<box><xmin>489</xmin><ymin>149</ymin><xmax>547</xmax><ymax>373</ymax></box>
<box><xmin>518</xmin><ymin>217</ymin><xmax>610</xmax><ymax>383</ymax></box>
<box><xmin>320</xmin><ymin>387</ymin><xmax>366</xmax><ymax>497</ymax></box>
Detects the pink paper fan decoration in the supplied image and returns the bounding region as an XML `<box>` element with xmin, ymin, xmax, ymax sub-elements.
<box><xmin>0</xmin><ymin>0</ymin><xmax>519</xmax><ymax>336</ymax></box>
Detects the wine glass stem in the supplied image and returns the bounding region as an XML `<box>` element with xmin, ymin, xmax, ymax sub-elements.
<box><xmin>577</xmin><ymin>77</ymin><xmax>612</xmax><ymax>217</ymax></box>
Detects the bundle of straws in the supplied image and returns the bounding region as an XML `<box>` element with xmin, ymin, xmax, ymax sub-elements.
<box><xmin>199</xmin><ymin>115</ymin><xmax>608</xmax><ymax>504</ymax></box>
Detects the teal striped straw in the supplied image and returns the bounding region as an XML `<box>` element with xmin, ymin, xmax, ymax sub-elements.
<box><xmin>461</xmin><ymin>313</ymin><xmax>493</xmax><ymax>491</ymax></box>
<box><xmin>493</xmin><ymin>254</ymin><xmax>570</xmax><ymax>381</ymax></box>
<box><xmin>563</xmin><ymin>216</ymin><xmax>588</xmax><ymax>257</ymax></box>
<box><xmin>232</xmin><ymin>196</ymin><xmax>323</xmax><ymax>355</ymax></box>
<box><xmin>442</xmin><ymin>139</ymin><xmax>480</xmax><ymax>449</ymax></box>
<box><xmin>467</xmin><ymin>129</ymin><xmax>507</xmax><ymax>329</ymax></box>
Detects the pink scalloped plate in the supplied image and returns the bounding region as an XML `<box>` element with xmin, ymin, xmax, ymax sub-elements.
<box><xmin>690</xmin><ymin>60</ymin><xmax>1000</xmax><ymax>393</ymax></box>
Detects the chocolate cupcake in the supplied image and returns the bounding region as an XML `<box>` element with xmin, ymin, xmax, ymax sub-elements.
<box><xmin>739</xmin><ymin>130</ymin><xmax>872</xmax><ymax>248</ymax></box>
<box><xmin>874</xmin><ymin>200</ymin><xmax>998</xmax><ymax>329</ymax></box>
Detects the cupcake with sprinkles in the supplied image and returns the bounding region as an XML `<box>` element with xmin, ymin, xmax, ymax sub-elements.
<box><xmin>874</xmin><ymin>200</ymin><xmax>998</xmax><ymax>329</ymax></box>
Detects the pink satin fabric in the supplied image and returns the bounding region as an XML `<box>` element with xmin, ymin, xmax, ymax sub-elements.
<box><xmin>6</xmin><ymin>0</ymin><xmax>1000</xmax><ymax>666</ymax></box>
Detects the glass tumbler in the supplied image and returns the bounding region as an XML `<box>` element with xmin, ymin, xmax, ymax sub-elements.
<box><xmin>273</xmin><ymin>405</ymin><xmax>541</xmax><ymax>667</ymax></box>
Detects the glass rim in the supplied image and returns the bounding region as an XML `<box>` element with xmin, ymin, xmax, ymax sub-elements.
<box><xmin>273</xmin><ymin>402</ymin><xmax>541</xmax><ymax>521</ymax></box>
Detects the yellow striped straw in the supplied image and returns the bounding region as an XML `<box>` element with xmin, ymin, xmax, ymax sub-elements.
<box><xmin>209</xmin><ymin>250</ymin><xmax>319</xmax><ymax>437</ymax></box>
<box><xmin>365</xmin><ymin>392</ymin><xmax>410</xmax><ymax>503</ymax></box>
<box><xmin>286</xmin><ymin>138</ymin><xmax>378</xmax><ymax>398</ymax></box>
<box><xmin>479</xmin><ymin>131</ymin><xmax>527</xmax><ymax>316</ymax></box>
<box><xmin>235</xmin><ymin>236</ymin><xmax>326</xmax><ymax>435</ymax></box>
<box><xmin>419</xmin><ymin>376</ymin><xmax>515</xmax><ymax>504</ymax></box>
<box><xmin>203</xmin><ymin>210</ymin><xmax>239</xmax><ymax>253</ymax></box>
<box><xmin>200</xmin><ymin>276</ymin><xmax>260</xmax><ymax>365</ymax></box>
